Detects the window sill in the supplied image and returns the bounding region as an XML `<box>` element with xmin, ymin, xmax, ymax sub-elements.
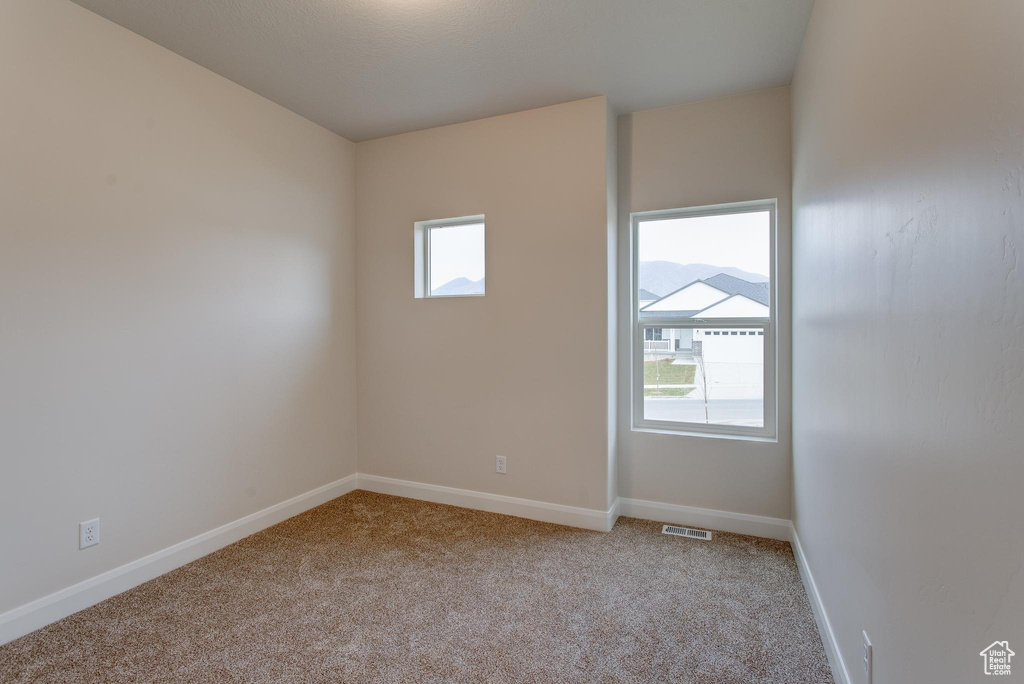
<box><xmin>630</xmin><ymin>425</ymin><xmax>778</xmax><ymax>443</ymax></box>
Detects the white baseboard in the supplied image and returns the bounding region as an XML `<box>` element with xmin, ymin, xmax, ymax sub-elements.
<box><xmin>357</xmin><ymin>474</ymin><xmax>618</xmax><ymax>532</ymax></box>
<box><xmin>0</xmin><ymin>473</ymin><xmax>359</xmax><ymax>647</ymax></box>
<box><xmin>617</xmin><ymin>497</ymin><xmax>791</xmax><ymax>540</ymax></box>
<box><xmin>789</xmin><ymin>523</ymin><xmax>850</xmax><ymax>684</ymax></box>
<box><xmin>2</xmin><ymin>472</ymin><xmax>802</xmax><ymax>650</ymax></box>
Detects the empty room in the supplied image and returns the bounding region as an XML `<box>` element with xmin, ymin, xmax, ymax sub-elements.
<box><xmin>1</xmin><ymin>0</ymin><xmax>1021</xmax><ymax>682</ymax></box>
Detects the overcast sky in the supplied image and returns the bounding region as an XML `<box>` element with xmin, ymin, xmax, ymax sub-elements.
<box><xmin>638</xmin><ymin>210</ymin><xmax>770</xmax><ymax>278</ymax></box>
<box><xmin>428</xmin><ymin>212</ymin><xmax>768</xmax><ymax>292</ymax></box>
<box><xmin>429</xmin><ymin>223</ymin><xmax>485</xmax><ymax>291</ymax></box>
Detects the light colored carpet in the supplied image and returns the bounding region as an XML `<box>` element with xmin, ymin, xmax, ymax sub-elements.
<box><xmin>0</xmin><ymin>491</ymin><xmax>833</xmax><ymax>683</ymax></box>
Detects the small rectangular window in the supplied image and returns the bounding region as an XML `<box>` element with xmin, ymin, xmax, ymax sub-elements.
<box><xmin>632</xmin><ymin>200</ymin><xmax>776</xmax><ymax>439</ymax></box>
<box><xmin>414</xmin><ymin>216</ymin><xmax>485</xmax><ymax>298</ymax></box>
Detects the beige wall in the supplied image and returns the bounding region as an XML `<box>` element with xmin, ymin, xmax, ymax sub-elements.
<box><xmin>355</xmin><ymin>98</ymin><xmax>615</xmax><ymax>512</ymax></box>
<box><xmin>792</xmin><ymin>0</ymin><xmax>1024</xmax><ymax>681</ymax></box>
<box><xmin>604</xmin><ymin>100</ymin><xmax>619</xmax><ymax>509</ymax></box>
<box><xmin>617</xmin><ymin>88</ymin><xmax>793</xmax><ymax>518</ymax></box>
<box><xmin>0</xmin><ymin>0</ymin><xmax>357</xmax><ymax>614</ymax></box>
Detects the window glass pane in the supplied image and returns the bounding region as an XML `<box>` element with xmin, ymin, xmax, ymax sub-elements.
<box><xmin>637</xmin><ymin>211</ymin><xmax>770</xmax><ymax>320</ymax></box>
<box><xmin>642</xmin><ymin>326</ymin><xmax>764</xmax><ymax>427</ymax></box>
<box><xmin>429</xmin><ymin>223</ymin><xmax>485</xmax><ymax>295</ymax></box>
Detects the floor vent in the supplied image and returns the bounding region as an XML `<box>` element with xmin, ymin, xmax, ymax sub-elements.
<box><xmin>662</xmin><ymin>525</ymin><xmax>712</xmax><ymax>541</ymax></box>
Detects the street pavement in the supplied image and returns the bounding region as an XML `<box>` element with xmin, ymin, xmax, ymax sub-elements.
<box><xmin>643</xmin><ymin>397</ymin><xmax>763</xmax><ymax>426</ymax></box>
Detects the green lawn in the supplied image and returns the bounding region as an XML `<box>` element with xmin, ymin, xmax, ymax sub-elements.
<box><xmin>643</xmin><ymin>360</ymin><xmax>695</xmax><ymax>385</ymax></box>
<box><xmin>644</xmin><ymin>387</ymin><xmax>696</xmax><ymax>397</ymax></box>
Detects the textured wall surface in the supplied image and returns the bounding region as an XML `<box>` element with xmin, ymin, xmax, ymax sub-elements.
<box><xmin>355</xmin><ymin>98</ymin><xmax>615</xmax><ymax>512</ymax></box>
<box><xmin>0</xmin><ymin>0</ymin><xmax>357</xmax><ymax>614</ymax></box>
<box><xmin>617</xmin><ymin>88</ymin><xmax>793</xmax><ymax>519</ymax></box>
<box><xmin>792</xmin><ymin>0</ymin><xmax>1024</xmax><ymax>681</ymax></box>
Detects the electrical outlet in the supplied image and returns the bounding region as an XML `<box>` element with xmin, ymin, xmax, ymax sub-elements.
<box><xmin>495</xmin><ymin>455</ymin><xmax>506</xmax><ymax>474</ymax></box>
<box><xmin>80</xmin><ymin>519</ymin><xmax>99</xmax><ymax>549</ymax></box>
<box><xmin>862</xmin><ymin>630</ymin><xmax>872</xmax><ymax>683</ymax></box>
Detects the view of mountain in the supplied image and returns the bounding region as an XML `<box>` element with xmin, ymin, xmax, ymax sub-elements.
<box><xmin>433</xmin><ymin>264</ymin><xmax>762</xmax><ymax>298</ymax></box>
<box><xmin>432</xmin><ymin>276</ymin><xmax>485</xmax><ymax>295</ymax></box>
<box><xmin>639</xmin><ymin>261</ymin><xmax>768</xmax><ymax>297</ymax></box>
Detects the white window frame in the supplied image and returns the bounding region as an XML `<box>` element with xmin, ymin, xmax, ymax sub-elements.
<box><xmin>631</xmin><ymin>199</ymin><xmax>777</xmax><ymax>440</ymax></box>
<box><xmin>413</xmin><ymin>214</ymin><xmax>486</xmax><ymax>299</ymax></box>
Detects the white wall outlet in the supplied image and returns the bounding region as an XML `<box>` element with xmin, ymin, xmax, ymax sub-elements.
<box><xmin>495</xmin><ymin>455</ymin><xmax>506</xmax><ymax>474</ymax></box>
<box><xmin>79</xmin><ymin>518</ymin><xmax>99</xmax><ymax>549</ymax></box>
<box><xmin>862</xmin><ymin>630</ymin><xmax>872</xmax><ymax>683</ymax></box>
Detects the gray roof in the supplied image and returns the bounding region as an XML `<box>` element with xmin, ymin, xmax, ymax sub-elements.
<box><xmin>638</xmin><ymin>288</ymin><xmax>661</xmax><ymax>301</ymax></box>
<box><xmin>703</xmin><ymin>273</ymin><xmax>770</xmax><ymax>307</ymax></box>
<box><xmin>639</xmin><ymin>273</ymin><xmax>769</xmax><ymax>319</ymax></box>
<box><xmin>639</xmin><ymin>309</ymin><xmax>701</xmax><ymax>319</ymax></box>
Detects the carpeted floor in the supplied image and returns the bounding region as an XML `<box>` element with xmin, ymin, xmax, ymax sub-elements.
<box><xmin>0</xmin><ymin>491</ymin><xmax>833</xmax><ymax>683</ymax></box>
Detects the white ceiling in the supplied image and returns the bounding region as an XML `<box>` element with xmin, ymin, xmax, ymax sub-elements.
<box><xmin>70</xmin><ymin>0</ymin><xmax>814</xmax><ymax>142</ymax></box>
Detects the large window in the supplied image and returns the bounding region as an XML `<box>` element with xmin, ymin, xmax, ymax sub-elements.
<box><xmin>632</xmin><ymin>200</ymin><xmax>776</xmax><ymax>439</ymax></box>
<box><xmin>414</xmin><ymin>215</ymin><xmax>485</xmax><ymax>298</ymax></box>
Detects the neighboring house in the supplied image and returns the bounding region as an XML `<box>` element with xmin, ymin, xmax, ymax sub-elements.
<box><xmin>640</xmin><ymin>273</ymin><xmax>768</xmax><ymax>364</ymax></box>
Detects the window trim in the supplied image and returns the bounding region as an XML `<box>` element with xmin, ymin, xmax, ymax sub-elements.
<box><xmin>630</xmin><ymin>199</ymin><xmax>777</xmax><ymax>440</ymax></box>
<box><xmin>413</xmin><ymin>214</ymin><xmax>486</xmax><ymax>299</ymax></box>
